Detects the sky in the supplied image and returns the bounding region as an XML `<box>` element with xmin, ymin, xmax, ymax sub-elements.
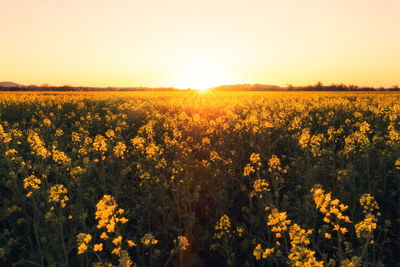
<box><xmin>1</xmin><ymin>0</ymin><xmax>399</xmax><ymax>88</ymax></box>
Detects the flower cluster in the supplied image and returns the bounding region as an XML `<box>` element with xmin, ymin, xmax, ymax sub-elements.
<box><xmin>23</xmin><ymin>174</ymin><xmax>41</xmax><ymax>197</ymax></box>
<box><xmin>396</xmin><ymin>158</ymin><xmax>400</xmax><ymax>170</ymax></box>
<box><xmin>113</xmin><ymin>141</ymin><xmax>127</xmax><ymax>158</ymax></box>
<box><xmin>250</xmin><ymin>153</ymin><xmax>262</xmax><ymax>167</ymax></box>
<box><xmin>52</xmin><ymin>147</ymin><xmax>71</xmax><ymax>166</ymax></box>
<box><xmin>0</xmin><ymin>124</ymin><xmax>12</xmax><ymax>143</ymax></box>
<box><xmin>48</xmin><ymin>184</ymin><xmax>69</xmax><ymax>208</ymax></box>
<box><xmin>359</xmin><ymin>193</ymin><xmax>380</xmax><ymax>215</ymax></box>
<box><xmin>311</xmin><ymin>187</ymin><xmax>351</xmax><ymax>236</ymax></box>
<box><xmin>267</xmin><ymin>155</ymin><xmax>282</xmax><ymax>173</ymax></box>
<box><xmin>267</xmin><ymin>208</ymin><xmax>291</xmax><ymax>243</ymax></box>
<box><xmin>243</xmin><ymin>153</ymin><xmax>262</xmax><ymax>177</ymax></box>
<box><xmin>76</xmin><ymin>233</ymin><xmax>92</xmax><ymax>254</ymax></box>
<box><xmin>355</xmin><ymin>194</ymin><xmax>380</xmax><ymax>240</ymax></box>
<box><xmin>176</xmin><ymin>235</ymin><xmax>189</xmax><ymax>251</ymax></box>
<box><xmin>140</xmin><ymin>233</ymin><xmax>158</xmax><ymax>247</ymax></box>
<box><xmin>95</xmin><ymin>195</ymin><xmax>128</xmax><ymax>233</ymax></box>
<box><xmin>77</xmin><ymin>195</ymin><xmax>134</xmax><ymax>265</ymax></box>
<box><xmin>355</xmin><ymin>214</ymin><xmax>377</xmax><ymax>239</ymax></box>
<box><xmin>288</xmin><ymin>224</ymin><xmax>323</xmax><ymax>267</ymax></box>
<box><xmin>213</xmin><ymin>214</ymin><xmax>231</xmax><ymax>239</ymax></box>
<box><xmin>93</xmin><ymin>135</ymin><xmax>108</xmax><ymax>154</ymax></box>
<box><xmin>253</xmin><ymin>244</ymin><xmax>274</xmax><ymax>260</ymax></box>
<box><xmin>5</xmin><ymin>149</ymin><xmax>18</xmax><ymax>160</ymax></box>
<box><xmin>27</xmin><ymin>131</ymin><xmax>51</xmax><ymax>159</ymax></box>
<box><xmin>251</xmin><ymin>178</ymin><xmax>270</xmax><ymax>198</ymax></box>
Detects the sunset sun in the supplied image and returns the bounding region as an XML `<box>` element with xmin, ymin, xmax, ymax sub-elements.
<box><xmin>174</xmin><ymin>61</ymin><xmax>236</xmax><ymax>91</ymax></box>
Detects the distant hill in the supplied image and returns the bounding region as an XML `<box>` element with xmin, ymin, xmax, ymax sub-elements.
<box><xmin>0</xmin><ymin>82</ymin><xmax>24</xmax><ymax>87</ymax></box>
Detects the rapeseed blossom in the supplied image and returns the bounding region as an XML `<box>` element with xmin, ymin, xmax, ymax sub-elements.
<box><xmin>311</xmin><ymin>187</ymin><xmax>351</xmax><ymax>235</ymax></box>
<box><xmin>48</xmin><ymin>184</ymin><xmax>69</xmax><ymax>208</ymax></box>
<box><xmin>140</xmin><ymin>233</ymin><xmax>158</xmax><ymax>246</ymax></box>
<box><xmin>213</xmin><ymin>214</ymin><xmax>231</xmax><ymax>239</ymax></box>
<box><xmin>95</xmin><ymin>195</ymin><xmax>128</xmax><ymax>233</ymax></box>
<box><xmin>23</xmin><ymin>174</ymin><xmax>41</xmax><ymax>197</ymax></box>
<box><xmin>267</xmin><ymin>208</ymin><xmax>291</xmax><ymax>241</ymax></box>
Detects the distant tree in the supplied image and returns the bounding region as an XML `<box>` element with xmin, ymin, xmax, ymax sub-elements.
<box><xmin>348</xmin><ymin>84</ymin><xmax>358</xmax><ymax>90</ymax></box>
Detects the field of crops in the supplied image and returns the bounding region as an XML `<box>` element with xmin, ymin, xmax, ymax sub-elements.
<box><xmin>0</xmin><ymin>91</ymin><xmax>399</xmax><ymax>266</ymax></box>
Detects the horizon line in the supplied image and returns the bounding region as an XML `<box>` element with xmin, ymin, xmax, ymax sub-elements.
<box><xmin>1</xmin><ymin>81</ymin><xmax>399</xmax><ymax>90</ymax></box>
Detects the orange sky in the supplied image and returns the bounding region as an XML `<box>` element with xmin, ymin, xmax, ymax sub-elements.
<box><xmin>1</xmin><ymin>0</ymin><xmax>399</xmax><ymax>88</ymax></box>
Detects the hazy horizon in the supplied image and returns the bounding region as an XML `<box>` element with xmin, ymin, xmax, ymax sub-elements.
<box><xmin>1</xmin><ymin>0</ymin><xmax>399</xmax><ymax>88</ymax></box>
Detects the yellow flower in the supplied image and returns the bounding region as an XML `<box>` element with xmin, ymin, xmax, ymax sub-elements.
<box><xmin>77</xmin><ymin>242</ymin><xmax>87</xmax><ymax>255</ymax></box>
<box><xmin>288</xmin><ymin>224</ymin><xmax>323</xmax><ymax>266</ymax></box>
<box><xmin>27</xmin><ymin>131</ymin><xmax>51</xmax><ymax>159</ymax></box>
<box><xmin>396</xmin><ymin>158</ymin><xmax>400</xmax><ymax>170</ymax></box>
<box><xmin>253</xmin><ymin>244</ymin><xmax>274</xmax><ymax>260</ymax></box>
<box><xmin>213</xmin><ymin>214</ymin><xmax>231</xmax><ymax>239</ymax></box>
<box><xmin>325</xmin><ymin>233</ymin><xmax>331</xmax><ymax>239</ymax></box>
<box><xmin>42</xmin><ymin>118</ymin><xmax>52</xmax><ymax>126</ymax></box>
<box><xmin>268</xmin><ymin>155</ymin><xmax>282</xmax><ymax>172</ymax></box>
<box><xmin>113</xmin><ymin>142</ymin><xmax>127</xmax><ymax>158</ymax></box>
<box><xmin>253</xmin><ymin>244</ymin><xmax>263</xmax><ymax>260</ymax></box>
<box><xmin>5</xmin><ymin>149</ymin><xmax>18</xmax><ymax>157</ymax></box>
<box><xmin>83</xmin><ymin>234</ymin><xmax>92</xmax><ymax>244</ymax></box>
<box><xmin>100</xmin><ymin>232</ymin><xmax>109</xmax><ymax>240</ymax></box>
<box><xmin>267</xmin><ymin>209</ymin><xmax>291</xmax><ymax>238</ymax></box>
<box><xmin>323</xmin><ymin>217</ymin><xmax>330</xmax><ymax>224</ymax></box>
<box><xmin>111</xmin><ymin>247</ymin><xmax>121</xmax><ymax>255</ymax></box>
<box><xmin>95</xmin><ymin>195</ymin><xmax>125</xmax><ymax>233</ymax></box>
<box><xmin>48</xmin><ymin>184</ymin><xmax>68</xmax><ymax>208</ymax></box>
<box><xmin>112</xmin><ymin>236</ymin><xmax>122</xmax><ymax>246</ymax></box>
<box><xmin>177</xmin><ymin>236</ymin><xmax>189</xmax><ymax>251</ymax></box>
<box><xmin>55</xmin><ymin>129</ymin><xmax>64</xmax><ymax>137</ymax></box>
<box><xmin>249</xmin><ymin>153</ymin><xmax>262</xmax><ymax>167</ymax></box>
<box><xmin>236</xmin><ymin>226</ymin><xmax>244</xmax><ymax>237</ymax></box>
<box><xmin>360</xmin><ymin>193</ymin><xmax>380</xmax><ymax>214</ymax></box>
<box><xmin>311</xmin><ymin>186</ymin><xmax>351</xmax><ymax>233</ymax></box>
<box><xmin>355</xmin><ymin>214</ymin><xmax>377</xmax><ymax>238</ymax></box>
<box><xmin>140</xmin><ymin>233</ymin><xmax>158</xmax><ymax>247</ymax></box>
<box><xmin>23</xmin><ymin>174</ymin><xmax>41</xmax><ymax>197</ymax></box>
<box><xmin>127</xmin><ymin>240</ymin><xmax>136</xmax><ymax>247</ymax></box>
<box><xmin>24</xmin><ymin>174</ymin><xmax>41</xmax><ymax>190</ymax></box>
<box><xmin>105</xmin><ymin>129</ymin><xmax>115</xmax><ymax>138</ymax></box>
<box><xmin>262</xmin><ymin>248</ymin><xmax>274</xmax><ymax>259</ymax></box>
<box><xmin>93</xmin><ymin>135</ymin><xmax>108</xmax><ymax>153</ymax></box>
<box><xmin>251</xmin><ymin>179</ymin><xmax>270</xmax><ymax>198</ymax></box>
<box><xmin>94</xmin><ymin>243</ymin><xmax>103</xmax><ymax>252</ymax></box>
<box><xmin>52</xmin><ymin>148</ymin><xmax>71</xmax><ymax>165</ymax></box>
<box><xmin>243</xmin><ymin>164</ymin><xmax>255</xmax><ymax>176</ymax></box>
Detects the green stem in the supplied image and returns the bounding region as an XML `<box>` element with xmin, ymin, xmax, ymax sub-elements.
<box><xmin>59</xmin><ymin>216</ymin><xmax>69</xmax><ymax>266</ymax></box>
<box><xmin>163</xmin><ymin>249</ymin><xmax>177</xmax><ymax>267</ymax></box>
<box><xmin>32</xmin><ymin>196</ymin><xmax>44</xmax><ymax>266</ymax></box>
<box><xmin>337</xmin><ymin>229</ymin><xmax>343</xmax><ymax>261</ymax></box>
<box><xmin>360</xmin><ymin>235</ymin><xmax>371</xmax><ymax>260</ymax></box>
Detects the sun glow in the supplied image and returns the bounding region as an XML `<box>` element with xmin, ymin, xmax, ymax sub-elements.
<box><xmin>174</xmin><ymin>61</ymin><xmax>236</xmax><ymax>91</ymax></box>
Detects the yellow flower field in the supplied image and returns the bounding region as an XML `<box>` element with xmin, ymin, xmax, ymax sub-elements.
<box><xmin>0</xmin><ymin>91</ymin><xmax>399</xmax><ymax>266</ymax></box>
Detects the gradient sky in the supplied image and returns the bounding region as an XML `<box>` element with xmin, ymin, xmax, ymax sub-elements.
<box><xmin>1</xmin><ymin>0</ymin><xmax>399</xmax><ymax>88</ymax></box>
